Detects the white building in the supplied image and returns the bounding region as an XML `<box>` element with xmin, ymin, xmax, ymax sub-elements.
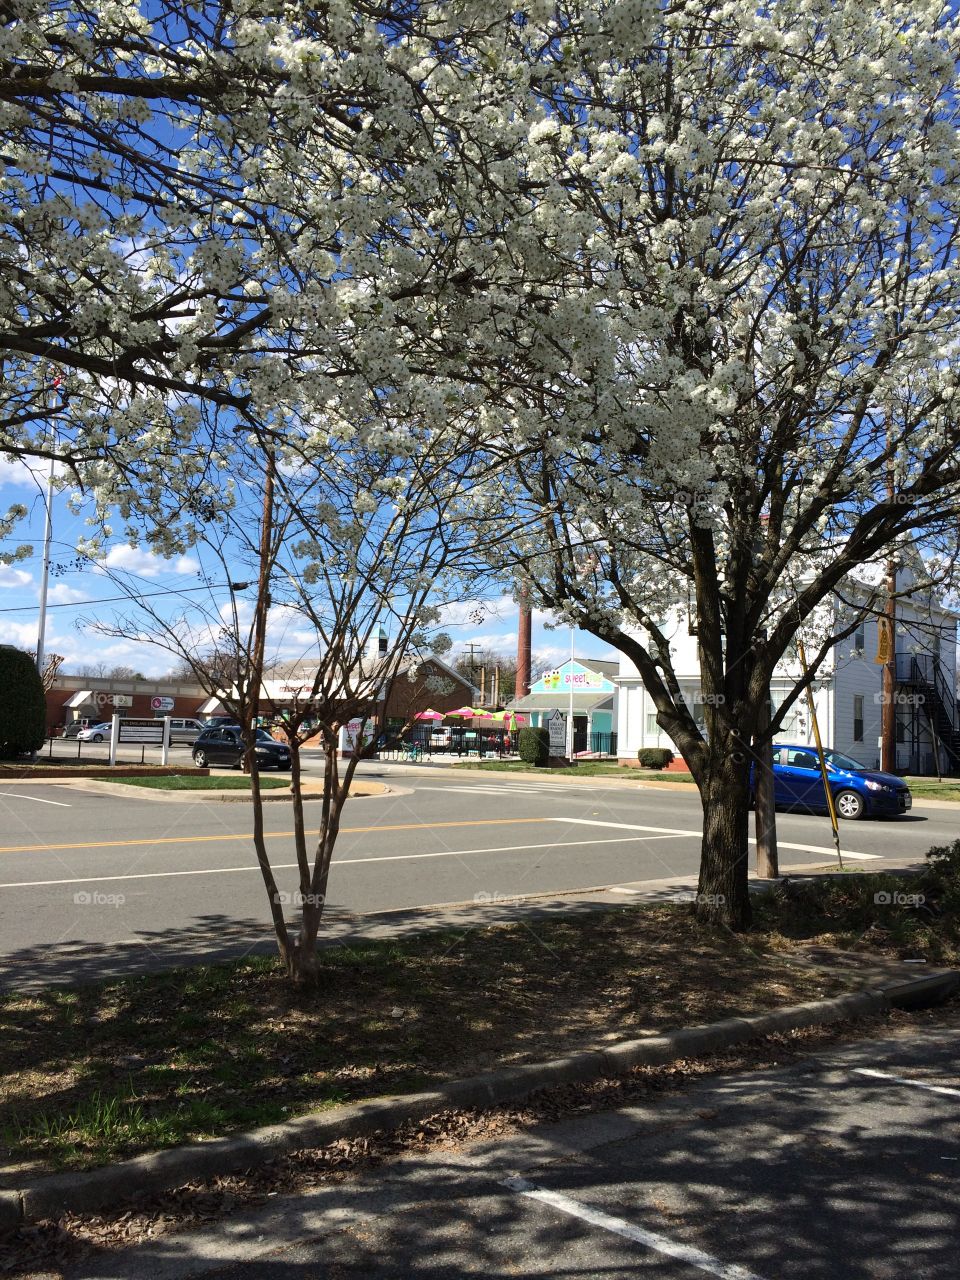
<box><xmin>615</xmin><ymin>575</ymin><xmax>960</xmax><ymax>776</ymax></box>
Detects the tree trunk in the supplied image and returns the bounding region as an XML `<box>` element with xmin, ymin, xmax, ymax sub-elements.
<box><xmin>695</xmin><ymin>749</ymin><xmax>753</xmax><ymax>929</ymax></box>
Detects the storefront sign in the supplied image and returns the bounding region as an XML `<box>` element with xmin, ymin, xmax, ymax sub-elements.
<box><xmin>340</xmin><ymin>717</ymin><xmax>371</xmax><ymax>757</ymax></box>
<box><xmin>151</xmin><ymin>696</ymin><xmax>175</xmax><ymax>711</ymax></box>
<box><xmin>531</xmin><ymin>661</ymin><xmax>614</xmax><ymax>695</ymax></box>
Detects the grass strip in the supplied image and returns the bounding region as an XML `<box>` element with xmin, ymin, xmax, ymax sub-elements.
<box><xmin>901</xmin><ymin>777</ymin><xmax>960</xmax><ymax>802</ymax></box>
<box><xmin>109</xmin><ymin>775</ymin><xmax>291</xmax><ymax>791</ymax></box>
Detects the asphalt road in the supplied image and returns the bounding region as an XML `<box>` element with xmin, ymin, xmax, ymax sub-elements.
<box><xmin>67</xmin><ymin>1021</ymin><xmax>960</xmax><ymax>1280</ymax></box>
<box><xmin>1</xmin><ymin>765</ymin><xmax>956</xmax><ymax>987</ymax></box>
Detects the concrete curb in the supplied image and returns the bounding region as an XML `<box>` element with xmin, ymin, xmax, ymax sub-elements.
<box><xmin>2</xmin><ymin>969</ymin><xmax>956</xmax><ymax>1232</ymax></box>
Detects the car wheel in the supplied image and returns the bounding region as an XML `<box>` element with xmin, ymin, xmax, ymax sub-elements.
<box><xmin>193</xmin><ymin>750</ymin><xmax>208</xmax><ymax>768</ymax></box>
<box><xmin>93</xmin><ymin>733</ymin><xmax>103</xmax><ymax>743</ymax></box>
<box><xmin>835</xmin><ymin>789</ymin><xmax>865</xmax><ymax>820</ymax></box>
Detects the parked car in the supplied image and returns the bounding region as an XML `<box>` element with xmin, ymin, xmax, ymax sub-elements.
<box><xmin>76</xmin><ymin>722</ymin><xmax>113</xmax><ymax>743</ymax></box>
<box><xmin>759</xmin><ymin>744</ymin><xmax>912</xmax><ymax>820</ymax></box>
<box><xmin>202</xmin><ymin>715</ymin><xmax>240</xmax><ymax>730</ymax></box>
<box><xmin>166</xmin><ymin>717</ymin><xmax>205</xmax><ymax>744</ymax></box>
<box><xmin>192</xmin><ymin>726</ymin><xmax>290</xmax><ymax>770</ymax></box>
<box><xmin>62</xmin><ymin>720</ymin><xmax>89</xmax><ymax>738</ymax></box>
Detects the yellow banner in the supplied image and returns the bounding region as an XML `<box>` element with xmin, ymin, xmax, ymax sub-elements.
<box><xmin>875</xmin><ymin>618</ymin><xmax>892</xmax><ymax>665</ymax></box>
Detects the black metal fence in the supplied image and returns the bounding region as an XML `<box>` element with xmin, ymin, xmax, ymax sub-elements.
<box><xmin>378</xmin><ymin>725</ymin><xmax>514</xmax><ymax>760</ymax></box>
<box><xmin>36</xmin><ymin>735</ymin><xmax>198</xmax><ymax>766</ymax></box>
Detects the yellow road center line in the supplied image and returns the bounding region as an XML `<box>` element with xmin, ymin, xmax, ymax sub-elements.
<box><xmin>0</xmin><ymin>817</ymin><xmax>547</xmax><ymax>856</ymax></box>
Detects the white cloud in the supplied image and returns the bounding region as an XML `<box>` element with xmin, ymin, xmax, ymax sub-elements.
<box><xmin>47</xmin><ymin>583</ymin><xmax>88</xmax><ymax>604</ymax></box>
<box><xmin>0</xmin><ymin>565</ymin><xmax>32</xmax><ymax>589</ymax></box>
<box><xmin>0</xmin><ymin>619</ymin><xmax>40</xmax><ymax>650</ymax></box>
<box><xmin>0</xmin><ymin>456</ymin><xmax>49</xmax><ymax>491</ymax></box>
<box><xmin>102</xmin><ymin>546</ymin><xmax>200</xmax><ymax>578</ymax></box>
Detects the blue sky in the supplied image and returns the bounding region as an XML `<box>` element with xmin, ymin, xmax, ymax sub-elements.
<box><xmin>0</xmin><ymin>454</ymin><xmax>617</xmax><ymax>678</ymax></box>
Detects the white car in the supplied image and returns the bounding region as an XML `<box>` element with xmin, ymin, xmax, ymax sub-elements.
<box><xmin>77</xmin><ymin>722</ymin><xmax>113</xmax><ymax>743</ymax></box>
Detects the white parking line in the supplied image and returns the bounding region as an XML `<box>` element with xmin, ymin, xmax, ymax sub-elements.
<box><xmin>0</xmin><ymin>792</ymin><xmax>72</xmax><ymax>807</ymax></box>
<box><xmin>503</xmin><ymin>1177</ymin><xmax>768</xmax><ymax>1280</ymax></box>
<box><xmin>852</xmin><ymin>1067</ymin><xmax>960</xmax><ymax>1099</ymax></box>
<box><xmin>552</xmin><ymin>817</ymin><xmax>703</xmax><ymax>837</ymax></box>
<box><xmin>0</xmin><ymin>832</ymin><xmax>686</xmax><ymax>890</ymax></box>
<box><xmin>764</xmin><ymin>840</ymin><xmax>880</xmax><ymax>861</ymax></box>
<box><xmin>552</xmin><ymin>818</ymin><xmax>881</xmax><ymax>860</ymax></box>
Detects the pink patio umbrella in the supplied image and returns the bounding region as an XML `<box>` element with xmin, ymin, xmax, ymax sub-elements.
<box><xmin>492</xmin><ymin>710</ymin><xmax>526</xmax><ymax>726</ymax></box>
<box><xmin>414</xmin><ymin>708</ymin><xmax>444</xmax><ymax>721</ymax></box>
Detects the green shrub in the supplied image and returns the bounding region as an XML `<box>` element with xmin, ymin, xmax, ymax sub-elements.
<box><xmin>637</xmin><ymin>747</ymin><xmax>674</xmax><ymax>769</ymax></box>
<box><xmin>0</xmin><ymin>646</ymin><xmax>46</xmax><ymax>757</ymax></box>
<box><xmin>518</xmin><ymin>726</ymin><xmax>549</xmax><ymax>766</ymax></box>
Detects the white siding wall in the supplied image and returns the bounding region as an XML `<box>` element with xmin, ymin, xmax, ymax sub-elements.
<box><xmin>828</xmin><ymin>616</ymin><xmax>882</xmax><ymax>767</ymax></box>
<box><xmin>614</xmin><ymin>591</ymin><xmax>958</xmax><ymax>772</ymax></box>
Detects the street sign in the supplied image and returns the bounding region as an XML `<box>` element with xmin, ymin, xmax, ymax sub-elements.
<box><xmin>546</xmin><ymin>708</ymin><xmax>566</xmax><ymax>756</ymax></box>
<box><xmin>151</xmin><ymin>696</ymin><xmax>175</xmax><ymax>711</ymax></box>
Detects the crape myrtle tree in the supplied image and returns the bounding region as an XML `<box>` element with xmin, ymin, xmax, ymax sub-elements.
<box><xmin>94</xmin><ymin>410</ymin><xmax>492</xmax><ymax>983</ymax></box>
<box><xmin>456</xmin><ymin>0</ymin><xmax>960</xmax><ymax>928</ymax></box>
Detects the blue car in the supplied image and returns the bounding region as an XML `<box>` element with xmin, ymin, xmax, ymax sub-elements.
<box><xmin>757</xmin><ymin>744</ymin><xmax>912</xmax><ymax>821</ymax></box>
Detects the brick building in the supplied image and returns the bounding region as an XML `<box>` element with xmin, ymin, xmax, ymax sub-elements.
<box><xmin>46</xmin><ymin>674</ymin><xmax>209</xmax><ymax>735</ymax></box>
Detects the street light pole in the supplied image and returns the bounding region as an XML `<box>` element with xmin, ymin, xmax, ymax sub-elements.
<box><xmin>566</xmin><ymin>625</ymin><xmax>575</xmax><ymax>761</ymax></box>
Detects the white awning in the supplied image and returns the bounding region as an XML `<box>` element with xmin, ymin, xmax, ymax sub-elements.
<box><xmin>198</xmin><ymin>696</ymin><xmax>223</xmax><ymax>714</ymax></box>
<box><xmin>64</xmin><ymin>690</ymin><xmax>94</xmax><ymax>709</ymax></box>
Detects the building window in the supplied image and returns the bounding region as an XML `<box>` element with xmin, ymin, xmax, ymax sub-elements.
<box><xmin>853</xmin><ymin>695</ymin><xmax>864</xmax><ymax>743</ymax></box>
<box><xmin>646</xmin><ymin>713</ymin><xmax>660</xmax><ymax>737</ymax></box>
<box><xmin>853</xmin><ymin>622</ymin><xmax>866</xmax><ymax>653</ymax></box>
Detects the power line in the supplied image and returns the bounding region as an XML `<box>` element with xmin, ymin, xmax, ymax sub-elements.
<box><xmin>0</xmin><ymin>581</ymin><xmax>250</xmax><ymax>614</ymax></box>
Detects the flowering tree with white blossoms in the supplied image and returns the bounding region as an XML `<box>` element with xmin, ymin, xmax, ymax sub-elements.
<box><xmin>0</xmin><ymin>0</ymin><xmax>523</xmax><ymax>549</ymax></box>
<box><xmin>455</xmin><ymin>0</ymin><xmax>960</xmax><ymax>927</ymax></box>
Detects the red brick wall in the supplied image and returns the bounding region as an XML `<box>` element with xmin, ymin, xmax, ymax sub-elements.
<box><xmin>46</xmin><ymin>690</ymin><xmax>209</xmax><ymax>735</ymax></box>
<box><xmin>384</xmin><ymin>661</ymin><xmax>475</xmax><ymax>721</ymax></box>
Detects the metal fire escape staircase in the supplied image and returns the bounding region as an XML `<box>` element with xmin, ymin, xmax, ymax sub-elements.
<box><xmin>896</xmin><ymin>654</ymin><xmax>960</xmax><ymax>772</ymax></box>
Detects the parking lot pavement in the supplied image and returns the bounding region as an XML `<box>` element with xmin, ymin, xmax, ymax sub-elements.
<box><xmin>69</xmin><ymin>1021</ymin><xmax>960</xmax><ymax>1280</ymax></box>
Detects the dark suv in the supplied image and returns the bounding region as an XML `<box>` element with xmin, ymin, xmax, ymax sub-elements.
<box><xmin>192</xmin><ymin>727</ymin><xmax>291</xmax><ymax>770</ymax></box>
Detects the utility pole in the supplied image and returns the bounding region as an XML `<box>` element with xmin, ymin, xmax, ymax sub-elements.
<box><xmin>463</xmin><ymin>642</ymin><xmax>482</xmax><ymax>699</ymax></box>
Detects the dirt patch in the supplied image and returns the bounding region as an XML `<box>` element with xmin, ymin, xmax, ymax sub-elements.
<box><xmin>0</xmin><ymin>906</ymin><xmax>841</xmax><ymax>1177</ymax></box>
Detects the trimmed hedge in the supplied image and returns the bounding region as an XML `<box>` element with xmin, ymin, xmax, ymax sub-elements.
<box><xmin>637</xmin><ymin>747</ymin><xmax>675</xmax><ymax>769</ymax></box>
<box><xmin>0</xmin><ymin>646</ymin><xmax>46</xmax><ymax>757</ymax></box>
<box><xmin>518</xmin><ymin>726</ymin><xmax>550</xmax><ymax>766</ymax></box>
